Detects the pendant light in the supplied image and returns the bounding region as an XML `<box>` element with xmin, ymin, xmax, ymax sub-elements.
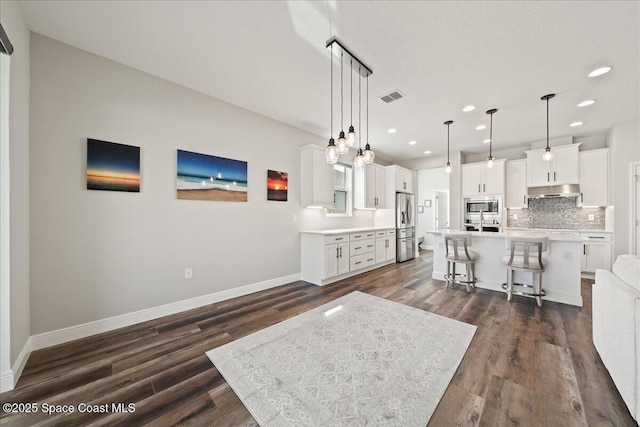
<box><xmin>336</xmin><ymin>52</ymin><xmax>349</xmax><ymax>155</ymax></box>
<box><xmin>363</xmin><ymin>75</ymin><xmax>375</xmax><ymax>164</ymax></box>
<box><xmin>444</xmin><ymin>120</ymin><xmax>453</xmax><ymax>173</ymax></box>
<box><xmin>541</xmin><ymin>93</ymin><xmax>555</xmax><ymax>161</ymax></box>
<box><xmin>347</xmin><ymin>59</ymin><xmax>357</xmax><ymax>148</ymax></box>
<box><xmin>486</xmin><ymin>108</ymin><xmax>497</xmax><ymax>168</ymax></box>
<box><xmin>354</xmin><ymin>67</ymin><xmax>365</xmax><ymax>169</ymax></box>
<box><xmin>325</xmin><ymin>43</ymin><xmax>339</xmax><ymax>164</ymax></box>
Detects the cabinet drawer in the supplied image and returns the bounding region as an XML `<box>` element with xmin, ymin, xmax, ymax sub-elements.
<box><xmin>350</xmin><ymin>231</ymin><xmax>375</xmax><ymax>241</ymax></box>
<box><xmin>325</xmin><ymin>234</ymin><xmax>349</xmax><ymax>244</ymax></box>
<box><xmin>350</xmin><ymin>239</ymin><xmax>375</xmax><ymax>256</ymax></box>
<box><xmin>350</xmin><ymin>253</ymin><xmax>376</xmax><ymax>271</ymax></box>
<box><xmin>387</xmin><ymin>229</ymin><xmax>396</xmax><ymax>237</ymax></box>
<box><xmin>375</xmin><ymin>230</ymin><xmax>387</xmax><ymax>238</ymax></box>
<box><xmin>581</xmin><ymin>233</ymin><xmax>611</xmax><ymax>242</ymax></box>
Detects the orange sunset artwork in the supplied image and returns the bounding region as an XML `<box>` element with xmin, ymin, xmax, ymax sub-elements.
<box><xmin>267</xmin><ymin>170</ymin><xmax>288</xmax><ymax>201</ymax></box>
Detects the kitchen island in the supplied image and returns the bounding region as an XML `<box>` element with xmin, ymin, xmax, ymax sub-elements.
<box><xmin>428</xmin><ymin>230</ymin><xmax>583</xmax><ymax>306</ymax></box>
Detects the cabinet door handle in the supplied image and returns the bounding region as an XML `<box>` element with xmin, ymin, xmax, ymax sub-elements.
<box><xmin>367</xmin><ymin>258</ymin><xmax>373</xmax><ymax>262</ymax></box>
<box><xmin>355</xmin><ymin>261</ymin><xmax>362</xmax><ymax>265</ymax></box>
<box><xmin>483</xmin><ymin>184</ymin><xmax>486</xmax><ymax>192</ymax></box>
<box><xmin>554</xmin><ymin>171</ymin><xmax>556</xmax><ymax>181</ymax></box>
<box><xmin>355</xmin><ymin>246</ymin><xmax>362</xmax><ymax>250</ymax></box>
<box><xmin>337</xmin><ymin>248</ymin><xmax>340</xmax><ymax>258</ymax></box>
<box><xmin>523</xmin><ymin>195</ymin><xmax>526</xmax><ymax>205</ymax></box>
<box><xmin>367</xmin><ymin>244</ymin><xmax>373</xmax><ymax>248</ymax></box>
<box><xmin>581</xmin><ymin>193</ymin><xmax>583</xmax><ymax>203</ymax></box>
<box><xmin>547</xmin><ymin>172</ymin><xmax>550</xmax><ymax>182</ymax></box>
<box><xmin>335</xmin><ymin>237</ymin><xmax>343</xmax><ymax>241</ymax></box>
<box><xmin>340</xmin><ymin>247</ymin><xmax>343</xmax><ymax>257</ymax></box>
<box><xmin>478</xmin><ymin>184</ymin><xmax>481</xmax><ymax>193</ymax></box>
<box><xmin>588</xmin><ymin>236</ymin><xmax>605</xmax><ymax>239</ymax></box>
<box><xmin>583</xmin><ymin>244</ymin><xmax>586</xmax><ymax>255</ymax></box>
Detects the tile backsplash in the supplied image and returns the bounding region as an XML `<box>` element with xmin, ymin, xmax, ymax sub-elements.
<box><xmin>506</xmin><ymin>197</ymin><xmax>605</xmax><ymax>230</ymax></box>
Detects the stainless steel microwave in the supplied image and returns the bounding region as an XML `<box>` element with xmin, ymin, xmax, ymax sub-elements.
<box><xmin>465</xmin><ymin>198</ymin><xmax>500</xmax><ymax>214</ymax></box>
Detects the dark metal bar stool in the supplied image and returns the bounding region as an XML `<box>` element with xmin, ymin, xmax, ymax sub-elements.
<box><xmin>501</xmin><ymin>236</ymin><xmax>548</xmax><ymax>306</ymax></box>
<box><xmin>444</xmin><ymin>233</ymin><xmax>477</xmax><ymax>293</ymax></box>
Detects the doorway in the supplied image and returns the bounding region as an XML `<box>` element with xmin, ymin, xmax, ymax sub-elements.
<box><xmin>434</xmin><ymin>189</ymin><xmax>450</xmax><ymax>230</ymax></box>
<box><xmin>417</xmin><ymin>167</ymin><xmax>450</xmax><ymax>250</ymax></box>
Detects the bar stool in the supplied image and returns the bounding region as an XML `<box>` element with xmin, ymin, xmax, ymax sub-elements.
<box><xmin>501</xmin><ymin>236</ymin><xmax>548</xmax><ymax>307</ymax></box>
<box><xmin>443</xmin><ymin>233</ymin><xmax>477</xmax><ymax>293</ymax></box>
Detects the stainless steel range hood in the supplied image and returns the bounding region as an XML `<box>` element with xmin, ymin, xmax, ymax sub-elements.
<box><xmin>527</xmin><ymin>184</ymin><xmax>581</xmax><ymax>198</ymax></box>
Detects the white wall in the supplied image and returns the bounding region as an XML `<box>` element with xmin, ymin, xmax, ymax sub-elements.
<box><xmin>400</xmin><ymin>151</ymin><xmax>463</xmax><ymax>230</ymax></box>
<box><xmin>0</xmin><ymin>0</ymin><xmax>30</xmax><ymax>390</ymax></box>
<box><xmin>606</xmin><ymin>119</ymin><xmax>640</xmax><ymax>257</ymax></box>
<box><xmin>29</xmin><ymin>34</ymin><xmax>325</xmax><ymax>335</ymax></box>
<box><xmin>416</xmin><ymin>168</ymin><xmax>449</xmax><ymax>248</ymax></box>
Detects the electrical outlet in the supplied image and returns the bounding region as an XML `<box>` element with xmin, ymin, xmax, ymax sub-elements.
<box><xmin>185</xmin><ymin>268</ymin><xmax>193</xmax><ymax>279</ymax></box>
<box><xmin>588</xmin><ymin>214</ymin><xmax>595</xmax><ymax>221</ymax></box>
<box><xmin>562</xmin><ymin>251</ymin><xmax>572</xmax><ymax>261</ymax></box>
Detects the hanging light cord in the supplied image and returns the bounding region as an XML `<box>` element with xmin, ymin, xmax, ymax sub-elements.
<box><xmin>366</xmin><ymin>74</ymin><xmax>369</xmax><ymax>145</ymax></box>
<box><xmin>340</xmin><ymin>52</ymin><xmax>344</xmax><ymax>131</ymax></box>
<box><xmin>447</xmin><ymin>123</ymin><xmax>450</xmax><ymax>164</ymax></box>
<box><xmin>330</xmin><ymin>44</ymin><xmax>333</xmax><ymax>137</ymax></box>
<box><xmin>489</xmin><ymin>112</ymin><xmax>493</xmax><ymax>157</ymax></box>
<box><xmin>546</xmin><ymin>97</ymin><xmax>550</xmax><ymax>148</ymax></box>
<box><xmin>350</xmin><ymin>59</ymin><xmax>353</xmax><ymax>126</ymax></box>
<box><xmin>358</xmin><ymin>66</ymin><xmax>361</xmax><ymax>149</ymax></box>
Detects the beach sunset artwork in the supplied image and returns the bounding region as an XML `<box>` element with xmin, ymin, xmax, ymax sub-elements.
<box><xmin>177</xmin><ymin>150</ymin><xmax>248</xmax><ymax>202</ymax></box>
<box><xmin>267</xmin><ymin>170</ymin><xmax>288</xmax><ymax>201</ymax></box>
<box><xmin>87</xmin><ymin>139</ymin><xmax>140</xmax><ymax>192</ymax></box>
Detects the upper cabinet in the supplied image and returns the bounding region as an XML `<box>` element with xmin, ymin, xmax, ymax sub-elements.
<box><xmin>462</xmin><ymin>160</ymin><xmax>505</xmax><ymax>196</ymax></box>
<box><xmin>385</xmin><ymin>165</ymin><xmax>414</xmax><ymax>197</ymax></box>
<box><xmin>526</xmin><ymin>144</ymin><xmax>580</xmax><ymax>187</ymax></box>
<box><xmin>300</xmin><ymin>145</ymin><xmax>334</xmax><ymax>208</ymax></box>
<box><xmin>354</xmin><ymin>163</ymin><xmax>386</xmax><ymax>209</ymax></box>
<box><xmin>505</xmin><ymin>159</ymin><xmax>528</xmax><ymax>208</ymax></box>
<box><xmin>579</xmin><ymin>149</ymin><xmax>609</xmax><ymax>207</ymax></box>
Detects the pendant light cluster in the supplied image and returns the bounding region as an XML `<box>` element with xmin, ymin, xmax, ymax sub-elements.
<box><xmin>325</xmin><ymin>37</ymin><xmax>374</xmax><ymax>168</ymax></box>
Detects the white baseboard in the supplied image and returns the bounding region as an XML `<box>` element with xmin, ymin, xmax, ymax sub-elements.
<box><xmin>0</xmin><ymin>337</ymin><xmax>32</xmax><ymax>393</ymax></box>
<box><xmin>30</xmin><ymin>273</ymin><xmax>301</xmax><ymax>352</ymax></box>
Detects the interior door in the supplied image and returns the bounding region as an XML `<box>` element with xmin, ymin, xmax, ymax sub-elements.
<box><xmin>435</xmin><ymin>190</ymin><xmax>449</xmax><ymax>230</ymax></box>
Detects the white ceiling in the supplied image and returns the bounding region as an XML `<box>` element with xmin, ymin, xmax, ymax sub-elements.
<box><xmin>19</xmin><ymin>1</ymin><xmax>640</xmax><ymax>163</ymax></box>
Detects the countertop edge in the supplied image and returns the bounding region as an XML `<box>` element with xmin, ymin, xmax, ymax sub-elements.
<box><xmin>301</xmin><ymin>226</ymin><xmax>396</xmax><ymax>235</ymax></box>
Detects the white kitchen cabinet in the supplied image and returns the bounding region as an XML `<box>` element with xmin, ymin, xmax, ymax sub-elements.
<box><xmin>354</xmin><ymin>163</ymin><xmax>386</xmax><ymax>209</ymax></box>
<box><xmin>505</xmin><ymin>159</ymin><xmax>528</xmax><ymax>208</ymax></box>
<box><xmin>385</xmin><ymin>165</ymin><xmax>414</xmax><ymax>195</ymax></box>
<box><xmin>526</xmin><ymin>144</ymin><xmax>580</xmax><ymax>187</ymax></box>
<box><xmin>579</xmin><ymin>149</ymin><xmax>609</xmax><ymax>207</ymax></box>
<box><xmin>323</xmin><ymin>235</ymin><xmax>350</xmax><ymax>279</ymax></box>
<box><xmin>386</xmin><ymin>229</ymin><xmax>396</xmax><ymax>261</ymax></box>
<box><xmin>462</xmin><ymin>160</ymin><xmax>505</xmax><ymax>196</ymax></box>
<box><xmin>300</xmin><ymin>145</ymin><xmax>334</xmax><ymax>208</ymax></box>
<box><xmin>375</xmin><ymin>230</ymin><xmax>387</xmax><ymax>264</ymax></box>
<box><xmin>581</xmin><ymin>232</ymin><xmax>612</xmax><ymax>273</ymax></box>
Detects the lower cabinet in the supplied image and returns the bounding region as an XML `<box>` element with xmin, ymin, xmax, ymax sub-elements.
<box><xmin>581</xmin><ymin>232</ymin><xmax>612</xmax><ymax>273</ymax></box>
<box><xmin>301</xmin><ymin>229</ymin><xmax>396</xmax><ymax>286</ymax></box>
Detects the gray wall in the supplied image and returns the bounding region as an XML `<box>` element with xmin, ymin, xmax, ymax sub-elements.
<box><xmin>29</xmin><ymin>34</ymin><xmax>323</xmax><ymax>334</ymax></box>
<box><xmin>0</xmin><ymin>0</ymin><xmax>31</xmax><ymax>372</ymax></box>
<box><xmin>606</xmin><ymin>119</ymin><xmax>640</xmax><ymax>257</ymax></box>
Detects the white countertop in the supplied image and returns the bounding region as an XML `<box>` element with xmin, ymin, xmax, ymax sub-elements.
<box><xmin>427</xmin><ymin>229</ymin><xmax>583</xmax><ymax>242</ymax></box>
<box><xmin>301</xmin><ymin>226</ymin><xmax>395</xmax><ymax>235</ymax></box>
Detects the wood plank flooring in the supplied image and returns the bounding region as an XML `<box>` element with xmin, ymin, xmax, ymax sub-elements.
<box><xmin>0</xmin><ymin>251</ymin><xmax>636</xmax><ymax>426</ymax></box>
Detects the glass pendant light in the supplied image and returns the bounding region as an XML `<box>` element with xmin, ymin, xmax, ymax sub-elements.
<box><xmin>347</xmin><ymin>59</ymin><xmax>357</xmax><ymax>148</ymax></box>
<box><xmin>363</xmin><ymin>75</ymin><xmax>375</xmax><ymax>164</ymax></box>
<box><xmin>336</xmin><ymin>52</ymin><xmax>349</xmax><ymax>155</ymax></box>
<box><xmin>541</xmin><ymin>94</ymin><xmax>555</xmax><ymax>161</ymax></box>
<box><xmin>326</xmin><ymin>44</ymin><xmax>339</xmax><ymax>163</ymax></box>
<box><xmin>486</xmin><ymin>108</ymin><xmax>497</xmax><ymax>168</ymax></box>
<box><xmin>354</xmin><ymin>68</ymin><xmax>366</xmax><ymax>169</ymax></box>
<box><xmin>444</xmin><ymin>120</ymin><xmax>453</xmax><ymax>173</ymax></box>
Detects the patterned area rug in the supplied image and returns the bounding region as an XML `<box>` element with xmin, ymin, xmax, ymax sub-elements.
<box><xmin>206</xmin><ymin>291</ymin><xmax>476</xmax><ymax>426</ymax></box>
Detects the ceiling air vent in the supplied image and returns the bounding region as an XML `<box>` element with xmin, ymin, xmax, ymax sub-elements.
<box><xmin>379</xmin><ymin>90</ymin><xmax>405</xmax><ymax>104</ymax></box>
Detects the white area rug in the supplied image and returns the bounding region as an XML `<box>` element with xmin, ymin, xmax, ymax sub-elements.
<box><xmin>206</xmin><ymin>291</ymin><xmax>476</xmax><ymax>426</ymax></box>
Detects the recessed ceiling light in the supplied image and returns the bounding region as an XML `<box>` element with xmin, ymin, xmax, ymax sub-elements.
<box><xmin>424</xmin><ymin>150</ymin><xmax>432</xmax><ymax>155</ymax></box>
<box><xmin>387</xmin><ymin>128</ymin><xmax>397</xmax><ymax>134</ymax></box>
<box><xmin>577</xmin><ymin>99</ymin><xmax>596</xmax><ymax>107</ymax></box>
<box><xmin>483</xmin><ymin>139</ymin><xmax>491</xmax><ymax>144</ymax></box>
<box><xmin>475</xmin><ymin>125</ymin><xmax>486</xmax><ymax>130</ymax></box>
<box><xmin>588</xmin><ymin>66</ymin><xmax>612</xmax><ymax>77</ymax></box>
<box><xmin>569</xmin><ymin>121</ymin><xmax>584</xmax><ymax>127</ymax></box>
<box><xmin>462</xmin><ymin>105</ymin><xmax>476</xmax><ymax>112</ymax></box>
<box><xmin>409</xmin><ymin>140</ymin><xmax>417</xmax><ymax>145</ymax></box>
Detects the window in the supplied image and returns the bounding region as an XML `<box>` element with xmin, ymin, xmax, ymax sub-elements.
<box><xmin>326</xmin><ymin>163</ymin><xmax>352</xmax><ymax>215</ymax></box>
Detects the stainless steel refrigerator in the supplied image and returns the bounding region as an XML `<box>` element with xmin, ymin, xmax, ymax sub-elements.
<box><xmin>396</xmin><ymin>192</ymin><xmax>415</xmax><ymax>262</ymax></box>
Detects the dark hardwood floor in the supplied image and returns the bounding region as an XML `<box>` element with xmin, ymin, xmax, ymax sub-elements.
<box><xmin>0</xmin><ymin>251</ymin><xmax>636</xmax><ymax>426</ymax></box>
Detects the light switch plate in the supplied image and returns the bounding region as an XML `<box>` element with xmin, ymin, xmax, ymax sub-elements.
<box><xmin>588</xmin><ymin>214</ymin><xmax>595</xmax><ymax>221</ymax></box>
